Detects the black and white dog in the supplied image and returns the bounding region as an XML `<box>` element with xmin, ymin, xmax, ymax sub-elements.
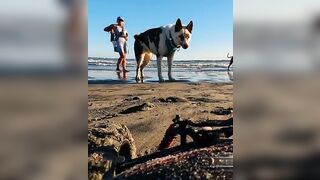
<box><xmin>134</xmin><ymin>19</ymin><xmax>193</xmax><ymax>82</ymax></box>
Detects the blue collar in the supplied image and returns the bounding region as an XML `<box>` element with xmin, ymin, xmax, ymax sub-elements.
<box><xmin>166</xmin><ymin>32</ymin><xmax>180</xmax><ymax>54</ymax></box>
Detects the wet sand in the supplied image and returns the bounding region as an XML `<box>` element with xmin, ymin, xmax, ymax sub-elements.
<box><xmin>88</xmin><ymin>82</ymin><xmax>233</xmax><ymax>155</ymax></box>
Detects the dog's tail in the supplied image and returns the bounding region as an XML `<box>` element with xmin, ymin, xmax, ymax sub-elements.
<box><xmin>134</xmin><ymin>34</ymin><xmax>142</xmax><ymax>62</ymax></box>
<box><xmin>134</xmin><ymin>34</ymin><xmax>140</xmax><ymax>41</ymax></box>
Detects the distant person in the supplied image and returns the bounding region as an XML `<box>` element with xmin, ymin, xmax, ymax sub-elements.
<box><xmin>227</xmin><ymin>53</ymin><xmax>233</xmax><ymax>71</ymax></box>
<box><xmin>104</xmin><ymin>17</ymin><xmax>129</xmax><ymax>72</ymax></box>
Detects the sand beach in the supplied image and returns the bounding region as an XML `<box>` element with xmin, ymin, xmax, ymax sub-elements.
<box><xmin>88</xmin><ymin>82</ymin><xmax>233</xmax><ymax>155</ymax></box>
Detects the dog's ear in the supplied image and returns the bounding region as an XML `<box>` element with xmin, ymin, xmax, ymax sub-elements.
<box><xmin>186</xmin><ymin>21</ymin><xmax>193</xmax><ymax>33</ymax></box>
<box><xmin>175</xmin><ymin>18</ymin><xmax>183</xmax><ymax>32</ymax></box>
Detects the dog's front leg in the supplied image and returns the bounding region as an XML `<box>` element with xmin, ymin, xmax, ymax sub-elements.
<box><xmin>167</xmin><ymin>55</ymin><xmax>175</xmax><ymax>81</ymax></box>
<box><xmin>157</xmin><ymin>56</ymin><xmax>164</xmax><ymax>82</ymax></box>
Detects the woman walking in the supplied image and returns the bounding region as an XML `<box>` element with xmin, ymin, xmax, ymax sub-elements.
<box><xmin>227</xmin><ymin>53</ymin><xmax>233</xmax><ymax>71</ymax></box>
<box><xmin>104</xmin><ymin>17</ymin><xmax>129</xmax><ymax>72</ymax></box>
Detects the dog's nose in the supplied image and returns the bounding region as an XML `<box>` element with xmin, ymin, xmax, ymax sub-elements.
<box><xmin>182</xmin><ymin>44</ymin><xmax>189</xmax><ymax>49</ymax></box>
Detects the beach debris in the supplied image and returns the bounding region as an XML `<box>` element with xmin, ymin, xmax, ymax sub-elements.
<box><xmin>189</xmin><ymin>82</ymin><xmax>201</xmax><ymax>85</ymax></box>
<box><xmin>158</xmin><ymin>96</ymin><xmax>188</xmax><ymax>103</ymax></box>
<box><xmin>187</xmin><ymin>96</ymin><xmax>219</xmax><ymax>103</ymax></box>
<box><xmin>157</xmin><ymin>97</ymin><xmax>166</xmax><ymax>102</ymax></box>
<box><xmin>120</xmin><ymin>102</ymin><xmax>155</xmax><ymax>114</ymax></box>
<box><xmin>210</xmin><ymin>107</ymin><xmax>233</xmax><ymax>115</ymax></box>
<box><xmin>166</xmin><ymin>96</ymin><xmax>188</xmax><ymax>102</ymax></box>
<box><xmin>114</xmin><ymin>143</ymin><xmax>233</xmax><ymax>179</ymax></box>
<box><xmin>124</xmin><ymin>96</ymin><xmax>141</xmax><ymax>101</ymax></box>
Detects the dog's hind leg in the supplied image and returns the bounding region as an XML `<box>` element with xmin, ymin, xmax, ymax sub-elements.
<box><xmin>136</xmin><ymin>53</ymin><xmax>145</xmax><ymax>82</ymax></box>
<box><xmin>156</xmin><ymin>55</ymin><xmax>164</xmax><ymax>82</ymax></box>
<box><xmin>140</xmin><ymin>52</ymin><xmax>152</xmax><ymax>79</ymax></box>
<box><xmin>134</xmin><ymin>38</ymin><xmax>144</xmax><ymax>82</ymax></box>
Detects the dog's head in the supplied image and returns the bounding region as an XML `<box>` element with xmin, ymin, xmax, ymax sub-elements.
<box><xmin>172</xmin><ymin>18</ymin><xmax>193</xmax><ymax>49</ymax></box>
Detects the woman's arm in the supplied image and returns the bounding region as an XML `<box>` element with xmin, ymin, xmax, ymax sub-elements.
<box><xmin>104</xmin><ymin>24</ymin><xmax>116</xmax><ymax>32</ymax></box>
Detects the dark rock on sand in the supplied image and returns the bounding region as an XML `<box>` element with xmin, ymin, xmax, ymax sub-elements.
<box><xmin>124</xmin><ymin>96</ymin><xmax>141</xmax><ymax>101</ymax></box>
<box><xmin>211</xmin><ymin>107</ymin><xmax>233</xmax><ymax>115</ymax></box>
<box><xmin>120</xmin><ymin>102</ymin><xmax>155</xmax><ymax>114</ymax></box>
<box><xmin>158</xmin><ymin>96</ymin><xmax>189</xmax><ymax>103</ymax></box>
<box><xmin>158</xmin><ymin>97</ymin><xmax>167</xmax><ymax>102</ymax></box>
<box><xmin>189</xmin><ymin>82</ymin><xmax>201</xmax><ymax>85</ymax></box>
<box><xmin>187</xmin><ymin>96</ymin><xmax>219</xmax><ymax>103</ymax></box>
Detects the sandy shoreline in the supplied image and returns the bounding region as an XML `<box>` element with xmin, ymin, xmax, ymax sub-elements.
<box><xmin>88</xmin><ymin>82</ymin><xmax>233</xmax><ymax>155</ymax></box>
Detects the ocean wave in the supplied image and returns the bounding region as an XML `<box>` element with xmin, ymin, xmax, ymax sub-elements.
<box><xmin>88</xmin><ymin>58</ymin><xmax>229</xmax><ymax>69</ymax></box>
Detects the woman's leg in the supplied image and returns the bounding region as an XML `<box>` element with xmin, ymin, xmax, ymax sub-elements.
<box><xmin>116</xmin><ymin>57</ymin><xmax>122</xmax><ymax>71</ymax></box>
<box><xmin>117</xmin><ymin>52</ymin><xmax>124</xmax><ymax>71</ymax></box>
<box><xmin>121</xmin><ymin>53</ymin><xmax>128</xmax><ymax>72</ymax></box>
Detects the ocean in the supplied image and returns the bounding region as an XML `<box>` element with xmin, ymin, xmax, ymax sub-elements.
<box><xmin>88</xmin><ymin>57</ymin><xmax>233</xmax><ymax>84</ymax></box>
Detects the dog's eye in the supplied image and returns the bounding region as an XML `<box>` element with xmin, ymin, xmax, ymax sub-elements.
<box><xmin>185</xmin><ymin>35</ymin><xmax>189</xmax><ymax>39</ymax></box>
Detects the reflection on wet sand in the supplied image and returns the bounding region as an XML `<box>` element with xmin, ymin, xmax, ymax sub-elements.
<box><xmin>116</xmin><ymin>71</ymin><xmax>127</xmax><ymax>81</ymax></box>
<box><xmin>228</xmin><ymin>71</ymin><xmax>233</xmax><ymax>81</ymax></box>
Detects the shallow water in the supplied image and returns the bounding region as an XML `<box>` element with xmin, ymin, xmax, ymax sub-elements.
<box><xmin>88</xmin><ymin>58</ymin><xmax>233</xmax><ymax>84</ymax></box>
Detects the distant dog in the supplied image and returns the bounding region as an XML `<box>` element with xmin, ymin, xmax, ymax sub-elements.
<box><xmin>227</xmin><ymin>53</ymin><xmax>233</xmax><ymax>71</ymax></box>
<box><xmin>134</xmin><ymin>18</ymin><xmax>193</xmax><ymax>82</ymax></box>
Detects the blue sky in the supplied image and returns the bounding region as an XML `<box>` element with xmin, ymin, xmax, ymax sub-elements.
<box><xmin>88</xmin><ymin>0</ymin><xmax>233</xmax><ymax>60</ymax></box>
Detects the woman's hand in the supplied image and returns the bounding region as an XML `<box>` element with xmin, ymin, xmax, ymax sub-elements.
<box><xmin>121</xmin><ymin>33</ymin><xmax>128</xmax><ymax>41</ymax></box>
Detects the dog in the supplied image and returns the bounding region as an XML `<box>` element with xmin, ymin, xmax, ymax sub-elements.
<box><xmin>134</xmin><ymin>18</ymin><xmax>193</xmax><ymax>82</ymax></box>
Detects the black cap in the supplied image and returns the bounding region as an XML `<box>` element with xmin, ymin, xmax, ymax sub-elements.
<box><xmin>117</xmin><ymin>16</ymin><xmax>124</xmax><ymax>22</ymax></box>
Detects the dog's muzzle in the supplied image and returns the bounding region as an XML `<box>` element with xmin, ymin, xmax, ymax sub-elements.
<box><xmin>182</xmin><ymin>44</ymin><xmax>189</xmax><ymax>49</ymax></box>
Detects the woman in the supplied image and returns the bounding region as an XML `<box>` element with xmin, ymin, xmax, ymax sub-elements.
<box><xmin>104</xmin><ymin>17</ymin><xmax>129</xmax><ymax>72</ymax></box>
<box><xmin>227</xmin><ymin>53</ymin><xmax>233</xmax><ymax>71</ymax></box>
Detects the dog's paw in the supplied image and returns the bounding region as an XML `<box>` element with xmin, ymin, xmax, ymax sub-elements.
<box><xmin>159</xmin><ymin>78</ymin><xmax>165</xmax><ymax>83</ymax></box>
<box><xmin>136</xmin><ymin>76</ymin><xmax>141</xmax><ymax>82</ymax></box>
<box><xmin>168</xmin><ymin>77</ymin><xmax>176</xmax><ymax>82</ymax></box>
